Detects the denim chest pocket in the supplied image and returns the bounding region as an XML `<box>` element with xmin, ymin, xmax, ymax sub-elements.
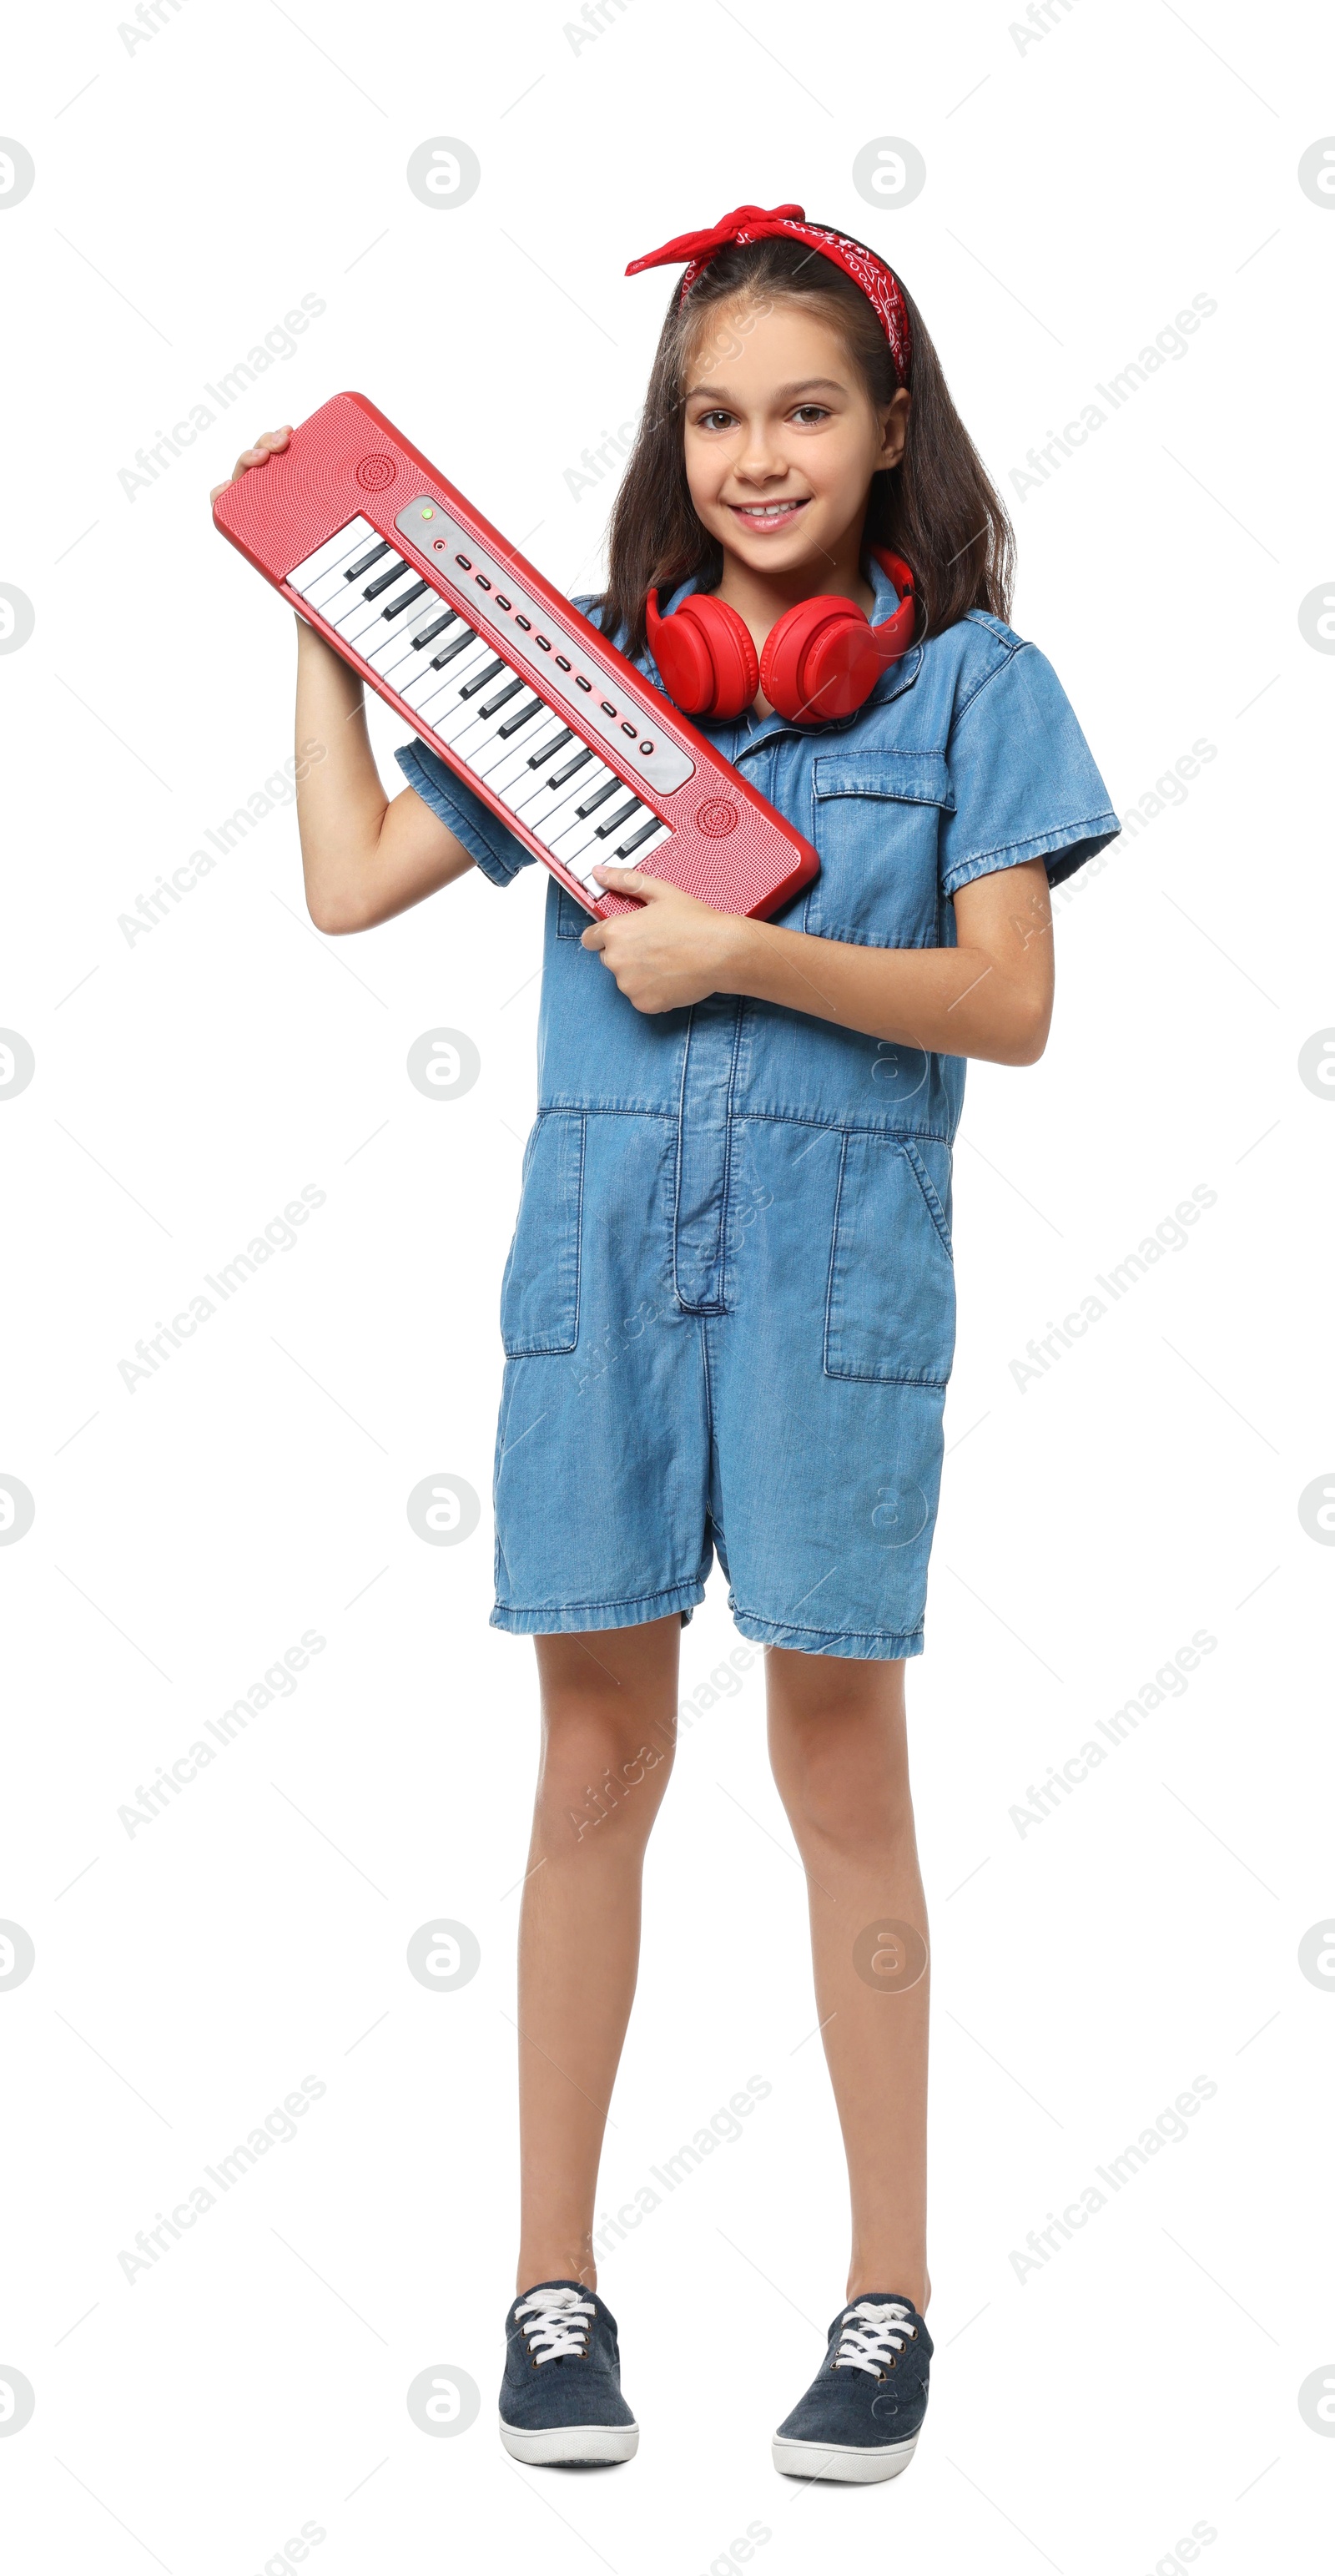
<box><xmin>806</xmin><ymin>750</ymin><xmax>954</xmax><ymax>949</ymax></box>
<box><xmin>824</xmin><ymin>1131</ymin><xmax>956</xmax><ymax>1385</ymax></box>
<box><xmin>500</xmin><ymin>1112</ymin><xmax>585</xmax><ymax>1355</ymax></box>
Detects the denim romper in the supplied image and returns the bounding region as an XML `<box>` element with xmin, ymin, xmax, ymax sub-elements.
<box><xmin>398</xmin><ymin>555</ymin><xmax>1119</xmax><ymax>1659</ymax></box>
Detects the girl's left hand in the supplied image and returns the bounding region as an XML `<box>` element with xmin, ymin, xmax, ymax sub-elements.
<box><xmin>581</xmin><ymin>866</ymin><xmax>752</xmax><ymax>1013</ymax></box>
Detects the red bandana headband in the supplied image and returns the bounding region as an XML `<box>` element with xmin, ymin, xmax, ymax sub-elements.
<box><xmin>626</xmin><ymin>202</ymin><xmax>912</xmax><ymax>385</ymax></box>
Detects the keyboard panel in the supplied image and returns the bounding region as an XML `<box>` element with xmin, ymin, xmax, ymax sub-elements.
<box><xmin>286</xmin><ymin>521</ymin><xmax>674</xmax><ymax>892</ymax></box>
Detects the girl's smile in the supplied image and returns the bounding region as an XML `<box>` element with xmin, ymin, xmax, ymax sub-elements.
<box><xmin>725</xmin><ymin>495</ymin><xmax>812</xmax><ymax>532</ymax></box>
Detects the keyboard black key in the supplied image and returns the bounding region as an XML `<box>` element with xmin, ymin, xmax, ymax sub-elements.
<box><xmin>497</xmin><ymin>694</ymin><xmax>544</xmax><ymax>740</ymax></box>
<box><xmin>431</xmin><ymin>626</ymin><xmax>477</xmax><ymax>670</ymax></box>
<box><xmin>478</xmin><ymin>675</ymin><xmax>525</xmax><ymax>720</ymax></box>
<box><xmin>459</xmin><ymin>657</ymin><xmax>506</xmax><ymax>699</ymax></box>
<box><xmin>527</xmin><ymin>728</ymin><xmax>574</xmax><ymax>769</ymax></box>
<box><xmin>576</xmin><ymin>777</ymin><xmax>620</xmax><ymax>819</ymax></box>
<box><xmin>345</xmin><ymin>539</ymin><xmax>390</xmax><ymax>581</ymax></box>
<box><xmin>595</xmin><ymin>797</ymin><xmax>644</xmax><ymax>839</ymax></box>
<box><xmin>383</xmin><ymin>578</ymin><xmax>430</xmax><ymax>620</ymax></box>
<box><xmin>364</xmin><ymin>558</ymin><xmax>411</xmax><ymax>600</ymax></box>
<box><xmin>412</xmin><ymin>609</ymin><xmax>458</xmax><ymax>649</ymax></box>
<box><xmin>544</xmin><ymin>746</ymin><xmax>592</xmax><ymax>787</ymax></box>
<box><xmin>613</xmin><ymin>817</ymin><xmax>662</xmax><ymax>859</ymax></box>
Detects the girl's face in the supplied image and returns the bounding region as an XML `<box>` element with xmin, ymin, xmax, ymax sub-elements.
<box><xmin>681</xmin><ymin>299</ymin><xmax>908</xmax><ymax>582</ymax></box>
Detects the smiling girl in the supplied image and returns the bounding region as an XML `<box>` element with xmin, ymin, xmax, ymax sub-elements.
<box><xmin>214</xmin><ymin>203</ymin><xmax>1118</xmax><ymax>2484</ymax></box>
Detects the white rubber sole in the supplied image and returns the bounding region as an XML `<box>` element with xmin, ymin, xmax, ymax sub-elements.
<box><xmin>772</xmin><ymin>2431</ymin><xmax>918</xmax><ymax>2484</ymax></box>
<box><xmin>500</xmin><ymin>2415</ymin><xmax>639</xmax><ymax>2467</ymax></box>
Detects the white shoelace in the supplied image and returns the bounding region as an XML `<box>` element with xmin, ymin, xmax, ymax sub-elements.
<box><xmin>834</xmin><ymin>2299</ymin><xmax>915</xmax><ymax>2377</ymax></box>
<box><xmin>514</xmin><ymin>2284</ymin><xmax>596</xmax><ymax>2364</ymax></box>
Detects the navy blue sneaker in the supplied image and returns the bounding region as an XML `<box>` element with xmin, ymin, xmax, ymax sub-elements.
<box><xmin>499</xmin><ymin>2280</ymin><xmax>639</xmax><ymax>2465</ymax></box>
<box><xmin>773</xmin><ymin>2294</ymin><xmax>931</xmax><ymax>2483</ymax></box>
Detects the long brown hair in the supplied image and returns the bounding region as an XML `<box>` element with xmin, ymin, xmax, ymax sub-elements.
<box><xmin>593</xmin><ymin>231</ymin><xmax>1014</xmax><ymax>663</ymax></box>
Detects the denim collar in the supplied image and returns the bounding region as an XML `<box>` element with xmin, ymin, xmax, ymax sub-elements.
<box><xmin>645</xmin><ymin>550</ymin><xmax>923</xmax><ymax>755</ymax></box>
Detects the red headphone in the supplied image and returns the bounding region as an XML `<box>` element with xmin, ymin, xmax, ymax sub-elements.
<box><xmin>644</xmin><ymin>549</ymin><xmax>916</xmax><ymax>723</ymax></box>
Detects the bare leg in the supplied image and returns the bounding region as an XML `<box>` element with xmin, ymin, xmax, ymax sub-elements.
<box><xmin>515</xmin><ymin>1616</ymin><xmax>681</xmax><ymax>2294</ymax></box>
<box><xmin>766</xmin><ymin>1651</ymin><xmax>931</xmax><ymax>2312</ymax></box>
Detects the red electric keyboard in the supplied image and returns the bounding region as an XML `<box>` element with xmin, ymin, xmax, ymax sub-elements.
<box><xmin>212</xmin><ymin>392</ymin><xmax>820</xmax><ymax>921</ymax></box>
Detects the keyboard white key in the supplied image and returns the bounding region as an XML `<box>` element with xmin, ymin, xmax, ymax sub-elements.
<box><xmin>509</xmin><ymin>747</ymin><xmax>604</xmax><ymax>818</ymax></box>
<box><xmin>295</xmin><ymin>531</ymin><xmax>396</xmax><ymax>615</ymax></box>
<box><xmin>598</xmin><ymin>818</ymin><xmax>672</xmax><ymax>867</ymax></box>
<box><xmin>419</xmin><ymin>653</ymin><xmax>514</xmax><ymax>743</ymax></box>
<box><xmin>361</xmin><ymin>608</ymin><xmax>465</xmax><ymax>691</ymax></box>
<box><xmin>496</xmin><ymin>741</ymin><xmax>590</xmax><ymax>814</ymax></box>
<box><xmin>286</xmin><ymin>517</ymin><xmax>376</xmax><ymax>592</ymax></box>
<box><xmin>300</xmin><ymin>549</ymin><xmax>387</xmax><ymax>617</ymax></box>
<box><xmin>402</xmin><ymin>635</ymin><xmax>492</xmax><ymax>715</ymax></box>
<box><xmin>331</xmin><ymin>566</ymin><xmax>429</xmax><ymax>650</ymax></box>
<box><xmin>471</xmin><ymin>712</ymin><xmax>561</xmax><ymax>792</ymax></box>
<box><xmin>550</xmin><ymin>792</ymin><xmax>654</xmax><ymax>873</ymax></box>
<box><xmin>522</xmin><ymin>761</ymin><xmax>622</xmax><ymax>845</ymax></box>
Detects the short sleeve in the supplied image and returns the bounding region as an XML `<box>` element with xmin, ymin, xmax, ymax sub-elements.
<box><xmin>393</xmin><ymin>740</ymin><xmax>535</xmax><ymax>890</ymax></box>
<box><xmin>940</xmin><ymin>635</ymin><xmax>1121</xmax><ymax>898</ymax></box>
<box><xmin>391</xmin><ymin>593</ymin><xmax>611</xmax><ymax>890</ymax></box>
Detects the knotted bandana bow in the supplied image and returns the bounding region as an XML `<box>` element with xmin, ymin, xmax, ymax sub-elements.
<box><xmin>626</xmin><ymin>202</ymin><xmax>912</xmax><ymax>383</ymax></box>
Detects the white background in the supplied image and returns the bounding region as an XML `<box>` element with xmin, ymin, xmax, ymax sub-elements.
<box><xmin>2</xmin><ymin>3</ymin><xmax>1332</xmax><ymax>2569</ymax></box>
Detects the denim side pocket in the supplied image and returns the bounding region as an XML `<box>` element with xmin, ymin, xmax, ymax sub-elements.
<box><xmin>554</xmin><ymin>887</ymin><xmax>592</xmax><ymax>941</ymax></box>
<box><xmin>824</xmin><ymin>1131</ymin><xmax>955</xmax><ymax>1386</ymax></box>
<box><xmin>500</xmin><ymin>1112</ymin><xmax>585</xmax><ymax>1356</ymax></box>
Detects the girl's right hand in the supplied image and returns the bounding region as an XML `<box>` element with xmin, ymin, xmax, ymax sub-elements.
<box><xmin>209</xmin><ymin>426</ymin><xmax>292</xmax><ymax>504</ymax></box>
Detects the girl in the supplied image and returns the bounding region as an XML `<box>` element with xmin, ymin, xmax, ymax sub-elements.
<box><xmin>214</xmin><ymin>204</ymin><xmax>1118</xmax><ymax>2484</ymax></box>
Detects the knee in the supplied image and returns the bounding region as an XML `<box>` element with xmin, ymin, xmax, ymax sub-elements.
<box><xmin>773</xmin><ymin>1726</ymin><xmax>913</xmax><ymax>1855</ymax></box>
<box><xmin>537</xmin><ymin>1707</ymin><xmax>674</xmax><ymax>1841</ymax></box>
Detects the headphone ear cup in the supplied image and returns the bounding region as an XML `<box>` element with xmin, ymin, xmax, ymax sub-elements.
<box><xmin>648</xmin><ymin>593</ymin><xmax>758</xmax><ymax>720</ymax></box>
<box><xmin>761</xmin><ymin>597</ymin><xmax>878</xmax><ymax>722</ymax></box>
